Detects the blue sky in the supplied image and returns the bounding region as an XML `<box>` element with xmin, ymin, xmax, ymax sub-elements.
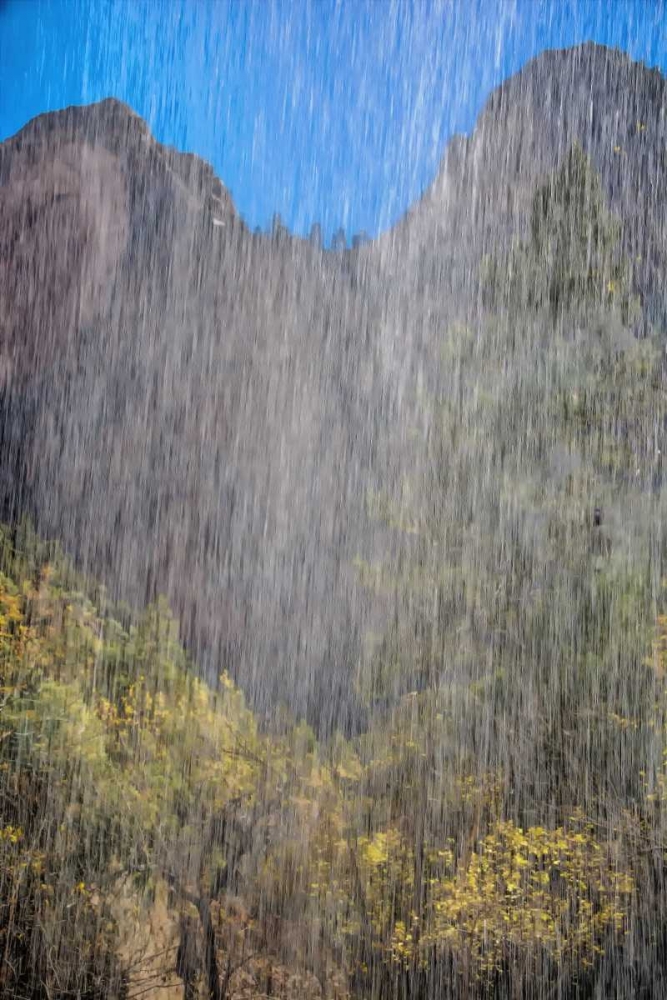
<box><xmin>0</xmin><ymin>0</ymin><xmax>665</xmax><ymax>242</ymax></box>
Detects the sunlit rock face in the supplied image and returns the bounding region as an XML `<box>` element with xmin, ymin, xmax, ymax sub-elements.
<box><xmin>0</xmin><ymin>45</ymin><xmax>665</xmax><ymax>730</ymax></box>
<box><xmin>0</xmin><ymin>114</ymin><xmax>128</xmax><ymax>386</ymax></box>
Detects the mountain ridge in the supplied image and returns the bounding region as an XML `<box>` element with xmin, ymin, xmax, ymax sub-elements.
<box><xmin>0</xmin><ymin>42</ymin><xmax>666</xmax><ymax>727</ymax></box>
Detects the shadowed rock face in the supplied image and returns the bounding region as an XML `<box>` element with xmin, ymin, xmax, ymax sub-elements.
<box><xmin>0</xmin><ymin>99</ymin><xmax>382</xmax><ymax>730</ymax></box>
<box><xmin>372</xmin><ymin>43</ymin><xmax>667</xmax><ymax>323</ymax></box>
<box><xmin>0</xmin><ymin>46</ymin><xmax>665</xmax><ymax>729</ymax></box>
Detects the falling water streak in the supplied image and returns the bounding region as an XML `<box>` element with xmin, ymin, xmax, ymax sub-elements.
<box><xmin>0</xmin><ymin>3</ymin><xmax>666</xmax><ymax>998</ymax></box>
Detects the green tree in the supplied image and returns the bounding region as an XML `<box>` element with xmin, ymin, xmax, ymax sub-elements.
<box><xmin>485</xmin><ymin>143</ymin><xmax>637</xmax><ymax>323</ymax></box>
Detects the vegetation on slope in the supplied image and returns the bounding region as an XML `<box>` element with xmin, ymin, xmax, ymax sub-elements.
<box><xmin>0</xmin><ymin>511</ymin><xmax>664</xmax><ymax>998</ymax></box>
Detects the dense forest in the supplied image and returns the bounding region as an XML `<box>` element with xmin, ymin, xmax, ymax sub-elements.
<box><xmin>2</xmin><ymin>42</ymin><xmax>667</xmax><ymax>999</ymax></box>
